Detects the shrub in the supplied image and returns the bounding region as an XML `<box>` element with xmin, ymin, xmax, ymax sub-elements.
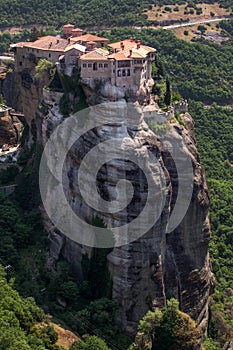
<box><xmin>35</xmin><ymin>59</ymin><xmax>55</xmax><ymax>80</ymax></box>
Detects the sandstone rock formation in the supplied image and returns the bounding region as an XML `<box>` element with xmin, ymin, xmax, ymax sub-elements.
<box><xmin>0</xmin><ymin>113</ymin><xmax>23</xmax><ymax>147</ymax></box>
<box><xmin>0</xmin><ymin>71</ymin><xmax>20</xmax><ymax>111</ymax></box>
<box><xmin>11</xmin><ymin>66</ymin><xmax>214</xmax><ymax>338</ymax></box>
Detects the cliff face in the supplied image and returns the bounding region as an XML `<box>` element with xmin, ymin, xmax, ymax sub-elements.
<box><xmin>0</xmin><ymin>113</ymin><xmax>23</xmax><ymax>147</ymax></box>
<box><xmin>0</xmin><ymin>71</ymin><xmax>20</xmax><ymax>111</ymax></box>
<box><xmin>14</xmin><ymin>68</ymin><xmax>214</xmax><ymax>336</ymax></box>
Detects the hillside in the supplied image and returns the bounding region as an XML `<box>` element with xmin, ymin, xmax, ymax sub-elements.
<box><xmin>0</xmin><ymin>0</ymin><xmax>232</xmax><ymax>28</ymax></box>
<box><xmin>0</xmin><ymin>264</ymin><xmax>58</xmax><ymax>349</ymax></box>
<box><xmin>0</xmin><ymin>12</ymin><xmax>232</xmax><ymax>350</ymax></box>
<box><xmin>0</xmin><ymin>0</ymin><xmax>147</xmax><ymax>28</ymax></box>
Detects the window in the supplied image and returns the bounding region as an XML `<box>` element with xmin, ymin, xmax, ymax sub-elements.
<box><xmin>122</xmin><ymin>69</ymin><xmax>126</xmax><ymax>76</ymax></box>
<box><xmin>93</xmin><ymin>62</ymin><xmax>97</xmax><ymax>71</ymax></box>
<box><xmin>134</xmin><ymin>59</ymin><xmax>142</xmax><ymax>65</ymax></box>
<box><xmin>104</xmin><ymin>63</ymin><xmax>108</xmax><ymax>68</ymax></box>
<box><xmin>83</xmin><ymin>63</ymin><xmax>87</xmax><ymax>68</ymax></box>
<box><xmin>118</xmin><ymin>60</ymin><xmax>130</xmax><ymax>68</ymax></box>
<box><xmin>49</xmin><ymin>53</ymin><xmax>51</xmax><ymax>58</ymax></box>
<box><xmin>37</xmin><ymin>49</ymin><xmax>39</xmax><ymax>53</ymax></box>
<box><xmin>19</xmin><ymin>61</ymin><xmax>22</xmax><ymax>66</ymax></box>
<box><xmin>99</xmin><ymin>63</ymin><xmax>103</xmax><ymax>68</ymax></box>
<box><xmin>127</xmin><ymin>69</ymin><xmax>130</xmax><ymax>76</ymax></box>
<box><xmin>88</xmin><ymin>63</ymin><xmax>92</xmax><ymax>68</ymax></box>
<box><xmin>117</xmin><ymin>70</ymin><xmax>121</xmax><ymax>77</ymax></box>
<box><xmin>113</xmin><ymin>70</ymin><xmax>115</xmax><ymax>73</ymax></box>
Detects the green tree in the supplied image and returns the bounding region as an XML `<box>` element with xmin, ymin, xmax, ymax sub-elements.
<box><xmin>35</xmin><ymin>59</ymin><xmax>55</xmax><ymax>80</ymax></box>
<box><xmin>164</xmin><ymin>78</ymin><xmax>171</xmax><ymax>109</ymax></box>
<box><xmin>133</xmin><ymin>299</ymin><xmax>201</xmax><ymax>350</ymax></box>
<box><xmin>70</xmin><ymin>335</ymin><xmax>110</xmax><ymax>349</ymax></box>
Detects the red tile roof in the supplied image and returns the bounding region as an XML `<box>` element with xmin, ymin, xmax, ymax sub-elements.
<box><xmin>71</xmin><ymin>28</ymin><xmax>83</xmax><ymax>32</ymax></box>
<box><xmin>63</xmin><ymin>24</ymin><xmax>75</xmax><ymax>28</ymax></box>
<box><xmin>108</xmin><ymin>51</ymin><xmax>132</xmax><ymax>61</ymax></box>
<box><xmin>76</xmin><ymin>34</ymin><xmax>108</xmax><ymax>42</ymax></box>
<box><xmin>80</xmin><ymin>48</ymin><xmax>109</xmax><ymax>61</ymax></box>
<box><xmin>109</xmin><ymin>39</ymin><xmax>156</xmax><ymax>56</ymax></box>
<box><xmin>17</xmin><ymin>36</ymin><xmax>69</xmax><ymax>51</ymax></box>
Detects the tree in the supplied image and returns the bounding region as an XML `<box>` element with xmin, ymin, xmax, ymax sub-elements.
<box><xmin>0</xmin><ymin>265</ymin><xmax>60</xmax><ymax>350</ymax></box>
<box><xmin>164</xmin><ymin>78</ymin><xmax>171</xmax><ymax>109</ymax></box>
<box><xmin>69</xmin><ymin>335</ymin><xmax>110</xmax><ymax>350</ymax></box>
<box><xmin>35</xmin><ymin>59</ymin><xmax>55</xmax><ymax>80</ymax></box>
<box><xmin>133</xmin><ymin>299</ymin><xmax>202</xmax><ymax>350</ymax></box>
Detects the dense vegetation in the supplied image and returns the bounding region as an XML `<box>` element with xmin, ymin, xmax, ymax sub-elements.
<box><xmin>189</xmin><ymin>101</ymin><xmax>233</xmax><ymax>345</ymax></box>
<box><xmin>129</xmin><ymin>299</ymin><xmax>202</xmax><ymax>350</ymax></box>
<box><xmin>0</xmin><ymin>0</ymin><xmax>232</xmax><ymax>29</ymax></box>
<box><xmin>0</xmin><ymin>13</ymin><xmax>233</xmax><ymax>350</ymax></box>
<box><xmin>0</xmin><ymin>0</ymin><xmax>149</xmax><ymax>28</ymax></box>
<box><xmin>101</xmin><ymin>26</ymin><xmax>233</xmax><ymax>104</ymax></box>
<box><xmin>218</xmin><ymin>18</ymin><xmax>233</xmax><ymax>36</ymax></box>
<box><xmin>0</xmin><ymin>265</ymin><xmax>61</xmax><ymax>350</ymax></box>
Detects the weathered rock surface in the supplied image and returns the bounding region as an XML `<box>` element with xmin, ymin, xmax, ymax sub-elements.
<box><xmin>0</xmin><ymin>114</ymin><xmax>23</xmax><ymax>147</ymax></box>
<box><xmin>0</xmin><ymin>71</ymin><xmax>20</xmax><ymax>110</ymax></box>
<box><xmin>15</xmin><ymin>68</ymin><xmax>214</xmax><ymax>340</ymax></box>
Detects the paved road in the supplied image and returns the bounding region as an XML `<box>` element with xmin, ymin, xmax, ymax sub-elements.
<box><xmin>162</xmin><ymin>17</ymin><xmax>230</xmax><ymax>29</ymax></box>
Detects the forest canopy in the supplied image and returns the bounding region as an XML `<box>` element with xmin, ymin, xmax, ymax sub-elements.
<box><xmin>0</xmin><ymin>0</ymin><xmax>232</xmax><ymax>28</ymax></box>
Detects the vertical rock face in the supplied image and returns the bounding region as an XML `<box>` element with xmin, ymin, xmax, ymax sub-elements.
<box><xmin>0</xmin><ymin>72</ymin><xmax>20</xmax><ymax>111</ymax></box>
<box><xmin>14</xmin><ymin>69</ymin><xmax>214</xmax><ymax>336</ymax></box>
<box><xmin>0</xmin><ymin>113</ymin><xmax>23</xmax><ymax>147</ymax></box>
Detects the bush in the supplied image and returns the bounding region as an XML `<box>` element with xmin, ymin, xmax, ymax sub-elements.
<box><xmin>35</xmin><ymin>59</ymin><xmax>55</xmax><ymax>80</ymax></box>
<box><xmin>203</xmin><ymin>338</ymin><xmax>221</xmax><ymax>350</ymax></box>
<box><xmin>164</xmin><ymin>6</ymin><xmax>172</xmax><ymax>12</ymax></box>
<box><xmin>0</xmin><ymin>165</ymin><xmax>19</xmax><ymax>185</ymax></box>
<box><xmin>70</xmin><ymin>335</ymin><xmax>110</xmax><ymax>350</ymax></box>
<box><xmin>196</xmin><ymin>8</ymin><xmax>203</xmax><ymax>15</ymax></box>
<box><xmin>197</xmin><ymin>25</ymin><xmax>207</xmax><ymax>32</ymax></box>
<box><xmin>135</xmin><ymin>299</ymin><xmax>201</xmax><ymax>350</ymax></box>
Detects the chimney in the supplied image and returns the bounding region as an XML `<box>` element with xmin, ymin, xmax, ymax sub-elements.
<box><xmin>120</xmin><ymin>41</ymin><xmax>124</xmax><ymax>50</ymax></box>
<box><xmin>49</xmin><ymin>42</ymin><xmax>52</xmax><ymax>48</ymax></box>
<box><xmin>56</xmin><ymin>39</ymin><xmax>60</xmax><ymax>44</ymax></box>
<box><xmin>129</xmin><ymin>49</ymin><xmax>132</xmax><ymax>57</ymax></box>
<box><xmin>137</xmin><ymin>40</ymin><xmax>141</xmax><ymax>49</ymax></box>
<box><xmin>130</xmin><ymin>37</ymin><xmax>133</xmax><ymax>42</ymax></box>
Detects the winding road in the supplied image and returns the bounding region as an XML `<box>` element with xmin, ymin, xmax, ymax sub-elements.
<box><xmin>162</xmin><ymin>16</ymin><xmax>230</xmax><ymax>29</ymax></box>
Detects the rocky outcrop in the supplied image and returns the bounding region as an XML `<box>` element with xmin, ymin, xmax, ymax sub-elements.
<box><xmin>0</xmin><ymin>113</ymin><xmax>23</xmax><ymax>147</ymax></box>
<box><xmin>16</xmin><ymin>68</ymin><xmax>214</xmax><ymax>338</ymax></box>
<box><xmin>0</xmin><ymin>71</ymin><xmax>20</xmax><ymax>110</ymax></box>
